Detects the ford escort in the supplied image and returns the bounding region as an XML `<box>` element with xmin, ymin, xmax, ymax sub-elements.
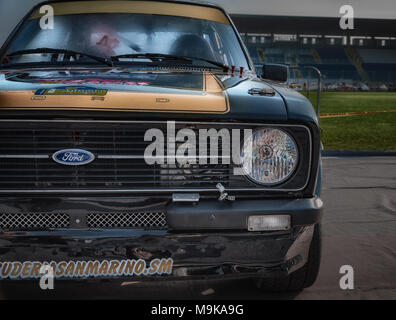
<box><xmin>0</xmin><ymin>0</ymin><xmax>323</xmax><ymax>292</ymax></box>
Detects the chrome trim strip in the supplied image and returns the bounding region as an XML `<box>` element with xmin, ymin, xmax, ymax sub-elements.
<box><xmin>98</xmin><ymin>155</ymin><xmax>142</xmax><ymax>160</ymax></box>
<box><xmin>0</xmin><ymin>154</ymin><xmax>230</xmax><ymax>160</ymax></box>
<box><xmin>0</xmin><ymin>155</ymin><xmax>49</xmax><ymax>159</ymax></box>
<box><xmin>98</xmin><ymin>155</ymin><xmax>232</xmax><ymax>160</ymax></box>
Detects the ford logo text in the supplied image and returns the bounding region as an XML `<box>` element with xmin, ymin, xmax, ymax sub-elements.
<box><xmin>52</xmin><ymin>149</ymin><xmax>95</xmax><ymax>166</ymax></box>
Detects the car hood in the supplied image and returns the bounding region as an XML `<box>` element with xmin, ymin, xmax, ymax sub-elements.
<box><xmin>0</xmin><ymin>69</ymin><xmax>288</xmax><ymax>121</ymax></box>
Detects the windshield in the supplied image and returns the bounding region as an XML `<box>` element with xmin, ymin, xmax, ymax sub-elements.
<box><xmin>2</xmin><ymin>9</ymin><xmax>249</xmax><ymax>70</ymax></box>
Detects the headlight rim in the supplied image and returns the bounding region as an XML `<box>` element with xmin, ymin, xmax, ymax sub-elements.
<box><xmin>241</xmin><ymin>127</ymin><xmax>300</xmax><ymax>186</ymax></box>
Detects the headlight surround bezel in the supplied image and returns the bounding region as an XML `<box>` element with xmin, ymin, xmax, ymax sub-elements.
<box><xmin>241</xmin><ymin>127</ymin><xmax>300</xmax><ymax>186</ymax></box>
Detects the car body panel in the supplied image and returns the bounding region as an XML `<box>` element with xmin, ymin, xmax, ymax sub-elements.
<box><xmin>0</xmin><ymin>70</ymin><xmax>290</xmax><ymax>120</ymax></box>
<box><xmin>0</xmin><ymin>71</ymin><xmax>231</xmax><ymax>113</ymax></box>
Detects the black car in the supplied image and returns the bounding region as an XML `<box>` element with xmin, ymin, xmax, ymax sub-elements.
<box><xmin>0</xmin><ymin>0</ymin><xmax>322</xmax><ymax>292</ymax></box>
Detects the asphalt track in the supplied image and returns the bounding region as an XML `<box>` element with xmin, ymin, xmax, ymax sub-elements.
<box><xmin>0</xmin><ymin>156</ymin><xmax>395</xmax><ymax>300</ymax></box>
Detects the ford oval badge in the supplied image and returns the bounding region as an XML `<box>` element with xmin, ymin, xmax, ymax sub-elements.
<box><xmin>52</xmin><ymin>149</ymin><xmax>95</xmax><ymax>166</ymax></box>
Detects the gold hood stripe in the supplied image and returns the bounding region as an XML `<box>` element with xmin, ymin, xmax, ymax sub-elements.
<box><xmin>29</xmin><ymin>1</ymin><xmax>230</xmax><ymax>25</ymax></box>
<box><xmin>0</xmin><ymin>74</ymin><xmax>230</xmax><ymax>114</ymax></box>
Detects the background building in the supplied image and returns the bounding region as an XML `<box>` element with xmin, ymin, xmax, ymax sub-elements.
<box><xmin>232</xmin><ymin>15</ymin><xmax>396</xmax><ymax>91</ymax></box>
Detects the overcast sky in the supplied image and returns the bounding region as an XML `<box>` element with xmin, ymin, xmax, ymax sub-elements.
<box><xmin>1</xmin><ymin>0</ymin><xmax>395</xmax><ymax>46</ymax></box>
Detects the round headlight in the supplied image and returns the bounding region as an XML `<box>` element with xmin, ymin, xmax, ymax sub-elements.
<box><xmin>241</xmin><ymin>128</ymin><xmax>298</xmax><ymax>185</ymax></box>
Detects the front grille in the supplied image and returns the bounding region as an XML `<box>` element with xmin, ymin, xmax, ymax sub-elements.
<box><xmin>0</xmin><ymin>212</ymin><xmax>166</xmax><ymax>230</ymax></box>
<box><xmin>0</xmin><ymin>121</ymin><xmax>311</xmax><ymax>193</ymax></box>
<box><xmin>0</xmin><ymin>213</ymin><xmax>69</xmax><ymax>230</ymax></box>
<box><xmin>87</xmin><ymin>212</ymin><xmax>167</xmax><ymax>228</ymax></box>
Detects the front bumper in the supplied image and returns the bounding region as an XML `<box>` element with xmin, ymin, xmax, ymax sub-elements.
<box><xmin>0</xmin><ymin>196</ymin><xmax>323</xmax><ymax>280</ymax></box>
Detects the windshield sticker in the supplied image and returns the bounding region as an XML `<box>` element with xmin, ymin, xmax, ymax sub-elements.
<box><xmin>37</xmin><ymin>79</ymin><xmax>150</xmax><ymax>86</ymax></box>
<box><xmin>28</xmin><ymin>1</ymin><xmax>230</xmax><ymax>25</ymax></box>
<box><xmin>34</xmin><ymin>86</ymin><xmax>108</xmax><ymax>96</ymax></box>
<box><xmin>0</xmin><ymin>258</ymin><xmax>173</xmax><ymax>279</ymax></box>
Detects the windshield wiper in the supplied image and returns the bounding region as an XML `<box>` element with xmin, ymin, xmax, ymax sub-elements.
<box><xmin>187</xmin><ymin>56</ymin><xmax>230</xmax><ymax>72</ymax></box>
<box><xmin>111</xmin><ymin>53</ymin><xmax>191</xmax><ymax>63</ymax></box>
<box><xmin>6</xmin><ymin>47</ymin><xmax>113</xmax><ymax>67</ymax></box>
<box><xmin>110</xmin><ymin>53</ymin><xmax>230</xmax><ymax>71</ymax></box>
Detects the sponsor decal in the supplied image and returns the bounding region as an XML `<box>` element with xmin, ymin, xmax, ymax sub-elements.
<box><xmin>37</xmin><ymin>79</ymin><xmax>150</xmax><ymax>86</ymax></box>
<box><xmin>31</xmin><ymin>95</ymin><xmax>46</xmax><ymax>100</ymax></box>
<box><xmin>0</xmin><ymin>258</ymin><xmax>173</xmax><ymax>279</ymax></box>
<box><xmin>52</xmin><ymin>149</ymin><xmax>95</xmax><ymax>166</ymax></box>
<box><xmin>34</xmin><ymin>86</ymin><xmax>108</xmax><ymax>96</ymax></box>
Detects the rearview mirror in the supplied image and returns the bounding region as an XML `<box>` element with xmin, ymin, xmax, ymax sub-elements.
<box><xmin>261</xmin><ymin>64</ymin><xmax>289</xmax><ymax>82</ymax></box>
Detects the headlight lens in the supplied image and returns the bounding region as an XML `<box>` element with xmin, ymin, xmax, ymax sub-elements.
<box><xmin>241</xmin><ymin>128</ymin><xmax>298</xmax><ymax>185</ymax></box>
